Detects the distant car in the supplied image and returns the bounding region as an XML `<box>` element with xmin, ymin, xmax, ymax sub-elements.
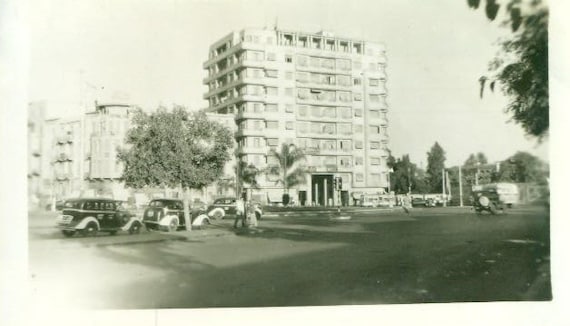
<box><xmin>143</xmin><ymin>198</ymin><xmax>210</xmax><ymax>232</ymax></box>
<box><xmin>411</xmin><ymin>197</ymin><xmax>426</xmax><ymax>207</ymax></box>
<box><xmin>425</xmin><ymin>198</ymin><xmax>436</xmax><ymax>207</ymax></box>
<box><xmin>207</xmin><ymin>197</ymin><xmax>262</xmax><ymax>220</ymax></box>
<box><xmin>55</xmin><ymin>198</ymin><xmax>142</xmax><ymax>237</ymax></box>
<box><xmin>472</xmin><ymin>189</ymin><xmax>506</xmax><ymax>215</ymax></box>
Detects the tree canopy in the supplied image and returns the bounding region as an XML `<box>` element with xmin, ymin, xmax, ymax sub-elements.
<box><xmin>387</xmin><ymin>153</ymin><xmax>429</xmax><ymax>194</ymax></box>
<box><xmin>468</xmin><ymin>0</ymin><xmax>549</xmax><ymax>140</ymax></box>
<box><xmin>426</xmin><ymin>142</ymin><xmax>446</xmax><ymax>193</ymax></box>
<box><xmin>495</xmin><ymin>151</ymin><xmax>548</xmax><ymax>184</ymax></box>
<box><xmin>117</xmin><ymin>107</ymin><xmax>233</xmax><ymax>190</ymax></box>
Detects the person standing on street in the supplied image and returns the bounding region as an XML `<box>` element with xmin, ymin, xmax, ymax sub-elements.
<box><xmin>234</xmin><ymin>197</ymin><xmax>246</xmax><ymax>228</ymax></box>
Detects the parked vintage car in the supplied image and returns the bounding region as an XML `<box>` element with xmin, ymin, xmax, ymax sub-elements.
<box><xmin>206</xmin><ymin>197</ymin><xmax>263</xmax><ymax>220</ymax></box>
<box><xmin>55</xmin><ymin>198</ymin><xmax>143</xmax><ymax>237</ymax></box>
<box><xmin>472</xmin><ymin>188</ymin><xmax>507</xmax><ymax>215</ymax></box>
<box><xmin>143</xmin><ymin>198</ymin><xmax>210</xmax><ymax>232</ymax></box>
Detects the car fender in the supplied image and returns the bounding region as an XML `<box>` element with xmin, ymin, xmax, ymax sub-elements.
<box><xmin>159</xmin><ymin>214</ymin><xmax>179</xmax><ymax>227</ymax></box>
<box><xmin>121</xmin><ymin>217</ymin><xmax>142</xmax><ymax>231</ymax></box>
<box><xmin>75</xmin><ymin>216</ymin><xmax>100</xmax><ymax>230</ymax></box>
<box><xmin>192</xmin><ymin>214</ymin><xmax>210</xmax><ymax>226</ymax></box>
<box><xmin>208</xmin><ymin>207</ymin><xmax>225</xmax><ymax>218</ymax></box>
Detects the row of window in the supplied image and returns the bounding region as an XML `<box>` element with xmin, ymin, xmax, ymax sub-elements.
<box><xmin>207</xmin><ymin>49</ymin><xmax>386</xmax><ymax>77</ymax></box>
<box><xmin>208</xmin><ymin>67</ymin><xmax>385</xmax><ymax>92</ymax></box>
<box><xmin>237</xmin><ymin>119</ymin><xmax>388</xmax><ymax>137</ymax></box>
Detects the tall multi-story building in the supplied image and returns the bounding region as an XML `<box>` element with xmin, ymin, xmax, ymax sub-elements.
<box><xmin>203</xmin><ymin>28</ymin><xmax>390</xmax><ymax>206</ymax></box>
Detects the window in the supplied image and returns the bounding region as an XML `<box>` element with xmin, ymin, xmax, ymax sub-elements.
<box><xmin>354</xmin><ymin>109</ymin><xmax>363</xmax><ymax>117</ymax></box>
<box><xmin>339</xmin><ymin>107</ymin><xmax>351</xmax><ymax>119</ymax></box>
<box><xmin>265</xmin><ymin>69</ymin><xmax>278</xmax><ymax>78</ymax></box>
<box><xmin>323</xmin><ymin>106</ymin><xmax>336</xmax><ymax>118</ymax></box>
<box><xmin>355</xmin><ymin>173</ymin><xmax>364</xmax><ymax>182</ymax></box>
<box><xmin>338</xmin><ymin>91</ymin><xmax>351</xmax><ymax>102</ymax></box>
<box><xmin>266</xmin><ymin>121</ymin><xmax>278</xmax><ymax>129</ymax></box>
<box><xmin>285</xmin><ymin>104</ymin><xmax>294</xmax><ymax>113</ymax></box>
<box><xmin>253</xmin><ymin>103</ymin><xmax>263</xmax><ymax>113</ymax></box>
<box><xmin>370</xmin><ymin>141</ymin><xmax>380</xmax><ymax>149</ymax></box>
<box><xmin>285</xmin><ymin>88</ymin><xmax>294</xmax><ymax>97</ymax></box>
<box><xmin>267</xmin><ymin>52</ymin><xmax>276</xmax><ymax>61</ymax></box>
<box><xmin>296</xmin><ymin>72</ymin><xmax>309</xmax><ymax>83</ymax></box>
<box><xmin>355</xmin><ymin>157</ymin><xmax>364</xmax><ymax>166</ymax></box>
<box><xmin>369</xmin><ymin>110</ymin><xmax>380</xmax><ymax>119</ymax></box>
<box><xmin>266</xmin><ymin>87</ymin><xmax>278</xmax><ymax>96</ymax></box>
<box><xmin>354</xmin><ymin>124</ymin><xmax>363</xmax><ymax>133</ymax></box>
<box><xmin>298</xmin><ymin>122</ymin><xmax>309</xmax><ymax>134</ymax></box>
<box><xmin>369</xmin><ymin>94</ymin><xmax>380</xmax><ymax>102</ymax></box>
<box><xmin>337</xmin><ymin>123</ymin><xmax>351</xmax><ymax>135</ymax></box>
<box><xmin>285</xmin><ymin>71</ymin><xmax>294</xmax><ymax>80</ymax></box>
<box><xmin>369</xmin><ymin>125</ymin><xmax>381</xmax><ymax>134</ymax></box>
<box><xmin>267</xmin><ymin>138</ymin><xmax>279</xmax><ymax>147</ymax></box>
<box><xmin>353</xmin><ymin>93</ymin><xmax>363</xmax><ymax>101</ymax></box>
<box><xmin>285</xmin><ymin>54</ymin><xmax>293</xmax><ymax>63</ymax></box>
<box><xmin>297</xmin><ymin>55</ymin><xmax>309</xmax><ymax>67</ymax></box>
<box><xmin>265</xmin><ymin>104</ymin><xmax>278</xmax><ymax>112</ymax></box>
<box><xmin>298</xmin><ymin>105</ymin><xmax>308</xmax><ymax>117</ymax></box>
<box><xmin>339</xmin><ymin>140</ymin><xmax>351</xmax><ymax>151</ymax></box>
<box><xmin>339</xmin><ymin>157</ymin><xmax>352</xmax><ymax>167</ymax></box>
<box><xmin>285</xmin><ymin>121</ymin><xmax>295</xmax><ymax>130</ymax></box>
<box><xmin>369</xmin><ymin>78</ymin><xmax>379</xmax><ymax>86</ymax></box>
<box><xmin>354</xmin><ymin>141</ymin><xmax>363</xmax><ymax>149</ymax></box>
<box><xmin>371</xmin><ymin>157</ymin><xmax>381</xmax><ymax>165</ymax></box>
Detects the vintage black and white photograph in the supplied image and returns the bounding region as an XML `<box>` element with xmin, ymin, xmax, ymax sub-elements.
<box><xmin>2</xmin><ymin>0</ymin><xmax>568</xmax><ymax>324</ymax></box>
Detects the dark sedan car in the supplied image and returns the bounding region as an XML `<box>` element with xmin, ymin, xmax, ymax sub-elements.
<box><xmin>55</xmin><ymin>198</ymin><xmax>142</xmax><ymax>237</ymax></box>
<box><xmin>411</xmin><ymin>197</ymin><xmax>427</xmax><ymax>207</ymax></box>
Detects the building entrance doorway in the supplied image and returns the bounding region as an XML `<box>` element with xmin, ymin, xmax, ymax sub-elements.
<box><xmin>311</xmin><ymin>174</ymin><xmax>334</xmax><ymax>206</ymax></box>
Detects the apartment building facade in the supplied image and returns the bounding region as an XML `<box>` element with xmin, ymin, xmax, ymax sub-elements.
<box><xmin>203</xmin><ymin>28</ymin><xmax>390</xmax><ymax>206</ymax></box>
<box><xmin>28</xmin><ymin>101</ymin><xmax>134</xmax><ymax>208</ymax></box>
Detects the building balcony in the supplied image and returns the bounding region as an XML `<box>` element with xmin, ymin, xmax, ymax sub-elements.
<box><xmin>54</xmin><ymin>153</ymin><xmax>72</xmax><ymax>163</ymax></box>
<box><xmin>236</xmin><ymin>146</ymin><xmax>268</xmax><ymax>155</ymax></box>
<box><xmin>235</xmin><ymin>129</ymin><xmax>266</xmax><ymax>138</ymax></box>
<box><xmin>235</xmin><ymin>111</ymin><xmax>266</xmax><ymax>121</ymax></box>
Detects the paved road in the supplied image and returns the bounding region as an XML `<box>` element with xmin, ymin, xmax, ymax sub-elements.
<box><xmin>28</xmin><ymin>206</ymin><xmax>551</xmax><ymax>309</ymax></box>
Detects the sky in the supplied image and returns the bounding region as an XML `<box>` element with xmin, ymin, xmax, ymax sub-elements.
<box><xmin>26</xmin><ymin>0</ymin><xmax>550</xmax><ymax>167</ymax></box>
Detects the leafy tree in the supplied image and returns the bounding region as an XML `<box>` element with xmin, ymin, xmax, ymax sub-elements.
<box><xmin>117</xmin><ymin>106</ymin><xmax>233</xmax><ymax>229</ymax></box>
<box><xmin>495</xmin><ymin>151</ymin><xmax>548</xmax><ymax>184</ymax></box>
<box><xmin>463</xmin><ymin>152</ymin><xmax>492</xmax><ymax>185</ymax></box>
<box><xmin>426</xmin><ymin>142</ymin><xmax>446</xmax><ymax>193</ymax></box>
<box><xmin>389</xmin><ymin>154</ymin><xmax>429</xmax><ymax>194</ymax></box>
<box><xmin>468</xmin><ymin>0</ymin><xmax>549</xmax><ymax>140</ymax></box>
<box><xmin>266</xmin><ymin>143</ymin><xmax>307</xmax><ymax>205</ymax></box>
<box><xmin>464</xmin><ymin>152</ymin><xmax>488</xmax><ymax>167</ymax></box>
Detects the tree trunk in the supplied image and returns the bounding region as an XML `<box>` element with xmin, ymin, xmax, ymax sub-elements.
<box><xmin>183</xmin><ymin>187</ymin><xmax>192</xmax><ymax>231</ymax></box>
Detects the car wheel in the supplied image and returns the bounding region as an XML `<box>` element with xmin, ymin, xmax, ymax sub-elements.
<box><xmin>167</xmin><ymin>219</ymin><xmax>178</xmax><ymax>232</ymax></box>
<box><xmin>213</xmin><ymin>210</ymin><xmax>223</xmax><ymax>220</ymax></box>
<box><xmin>489</xmin><ymin>203</ymin><xmax>498</xmax><ymax>215</ymax></box>
<box><xmin>62</xmin><ymin>230</ymin><xmax>75</xmax><ymax>237</ymax></box>
<box><xmin>129</xmin><ymin>221</ymin><xmax>142</xmax><ymax>234</ymax></box>
<box><xmin>256</xmin><ymin>211</ymin><xmax>261</xmax><ymax>220</ymax></box>
<box><xmin>81</xmin><ymin>222</ymin><xmax>98</xmax><ymax>237</ymax></box>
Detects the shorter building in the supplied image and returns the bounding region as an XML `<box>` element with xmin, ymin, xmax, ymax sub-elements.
<box><xmin>28</xmin><ymin>101</ymin><xmax>134</xmax><ymax>209</ymax></box>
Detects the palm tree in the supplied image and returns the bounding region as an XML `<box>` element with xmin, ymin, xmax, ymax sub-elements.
<box><xmin>267</xmin><ymin>143</ymin><xmax>307</xmax><ymax>205</ymax></box>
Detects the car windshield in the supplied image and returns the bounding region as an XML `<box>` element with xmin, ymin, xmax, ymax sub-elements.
<box><xmin>214</xmin><ymin>198</ymin><xmax>235</xmax><ymax>205</ymax></box>
<box><xmin>150</xmin><ymin>200</ymin><xmax>183</xmax><ymax>210</ymax></box>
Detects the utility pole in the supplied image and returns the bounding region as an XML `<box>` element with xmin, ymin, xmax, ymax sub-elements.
<box><xmin>458</xmin><ymin>166</ymin><xmax>464</xmax><ymax>207</ymax></box>
<box><xmin>442</xmin><ymin>168</ymin><xmax>446</xmax><ymax>207</ymax></box>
